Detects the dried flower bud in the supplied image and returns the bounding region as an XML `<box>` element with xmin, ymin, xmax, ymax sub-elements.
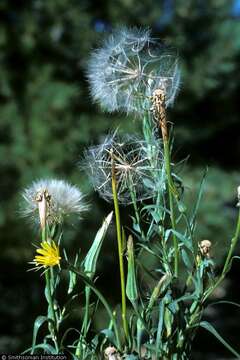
<box><xmin>199</xmin><ymin>239</ymin><xmax>212</xmax><ymax>258</ymax></box>
<box><xmin>35</xmin><ymin>189</ymin><xmax>51</xmax><ymax>229</ymax></box>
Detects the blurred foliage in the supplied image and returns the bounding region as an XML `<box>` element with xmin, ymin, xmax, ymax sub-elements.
<box><xmin>0</xmin><ymin>0</ymin><xmax>240</xmax><ymax>356</ymax></box>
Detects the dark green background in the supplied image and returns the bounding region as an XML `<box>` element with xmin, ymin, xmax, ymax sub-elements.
<box><xmin>0</xmin><ymin>1</ymin><xmax>240</xmax><ymax>358</ymax></box>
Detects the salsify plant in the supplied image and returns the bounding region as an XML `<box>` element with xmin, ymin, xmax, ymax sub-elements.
<box><xmin>22</xmin><ymin>27</ymin><xmax>240</xmax><ymax>359</ymax></box>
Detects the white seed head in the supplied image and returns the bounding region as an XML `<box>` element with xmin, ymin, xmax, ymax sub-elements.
<box><xmin>87</xmin><ymin>26</ymin><xmax>180</xmax><ymax>114</ymax></box>
<box><xmin>21</xmin><ymin>179</ymin><xmax>88</xmax><ymax>225</ymax></box>
<box><xmin>83</xmin><ymin>132</ymin><xmax>164</xmax><ymax>204</ymax></box>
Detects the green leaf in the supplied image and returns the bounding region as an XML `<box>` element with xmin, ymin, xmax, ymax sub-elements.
<box><xmin>172</xmin><ymin>293</ymin><xmax>196</xmax><ymax>307</ymax></box>
<box><xmin>84</xmin><ymin>212</ymin><xmax>113</xmax><ymax>277</ymax></box>
<box><xmin>60</xmin><ymin>327</ymin><xmax>81</xmax><ymax>349</ymax></box>
<box><xmin>196</xmin><ymin>321</ymin><xmax>240</xmax><ymax>358</ymax></box>
<box><xmin>100</xmin><ymin>329</ymin><xmax>117</xmax><ymax>347</ymax></box>
<box><xmin>181</xmin><ymin>248</ymin><xmax>194</xmax><ymax>269</ymax></box>
<box><xmin>164</xmin><ymin>306</ymin><xmax>173</xmax><ymax>338</ymax></box>
<box><xmin>68</xmin><ymin>253</ymin><xmax>79</xmax><ymax>294</ymax></box>
<box><xmin>137</xmin><ymin>317</ymin><xmax>146</xmax><ymax>353</ymax></box>
<box><xmin>170</xmin><ymin>229</ymin><xmax>193</xmax><ymax>252</ymax></box>
<box><xmin>155</xmin><ymin>300</ymin><xmax>165</xmax><ymax>357</ymax></box>
<box><xmin>177</xmin><ymin>200</ymin><xmax>187</xmax><ymax>213</ymax></box>
<box><xmin>209</xmin><ymin>300</ymin><xmax>240</xmax><ymax>310</ymax></box>
<box><xmin>66</xmin><ymin>265</ymin><xmax>121</xmax><ymax>350</ymax></box>
<box><xmin>141</xmin><ymin>204</ymin><xmax>171</xmax><ymax>217</ymax></box>
<box><xmin>24</xmin><ymin>343</ymin><xmax>57</xmax><ymax>354</ymax></box>
<box><xmin>31</xmin><ymin>315</ymin><xmax>49</xmax><ymax>354</ymax></box>
<box><xmin>147</xmin><ymin>273</ymin><xmax>171</xmax><ymax>311</ymax></box>
<box><xmin>143</xmin><ymin>177</ymin><xmax>156</xmax><ymax>190</ymax></box>
<box><xmin>126</xmin><ymin>235</ymin><xmax>138</xmax><ymax>303</ymax></box>
<box><xmin>125</xmin><ymin>355</ymin><xmax>139</xmax><ymax>360</ymax></box>
<box><xmin>190</xmin><ymin>168</ymin><xmax>208</xmax><ymax>231</ymax></box>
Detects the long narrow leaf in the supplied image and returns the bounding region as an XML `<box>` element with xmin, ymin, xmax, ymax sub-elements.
<box><xmin>126</xmin><ymin>235</ymin><xmax>138</xmax><ymax>303</ymax></box>
<box><xmin>84</xmin><ymin>212</ymin><xmax>113</xmax><ymax>277</ymax></box>
<box><xmin>155</xmin><ymin>300</ymin><xmax>165</xmax><ymax>357</ymax></box>
<box><xmin>209</xmin><ymin>300</ymin><xmax>240</xmax><ymax>310</ymax></box>
<box><xmin>31</xmin><ymin>315</ymin><xmax>48</xmax><ymax>354</ymax></box>
<box><xmin>194</xmin><ymin>321</ymin><xmax>240</xmax><ymax>358</ymax></box>
<box><xmin>65</xmin><ymin>265</ymin><xmax>121</xmax><ymax>350</ymax></box>
<box><xmin>190</xmin><ymin>168</ymin><xmax>208</xmax><ymax>231</ymax></box>
<box><xmin>24</xmin><ymin>343</ymin><xmax>57</xmax><ymax>354</ymax></box>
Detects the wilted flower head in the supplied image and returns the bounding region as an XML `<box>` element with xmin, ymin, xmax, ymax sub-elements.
<box><xmin>22</xmin><ymin>179</ymin><xmax>88</xmax><ymax>225</ymax></box>
<box><xmin>83</xmin><ymin>133</ymin><xmax>164</xmax><ymax>204</ymax></box>
<box><xmin>87</xmin><ymin>27</ymin><xmax>180</xmax><ymax>114</ymax></box>
<box><xmin>199</xmin><ymin>239</ymin><xmax>212</xmax><ymax>259</ymax></box>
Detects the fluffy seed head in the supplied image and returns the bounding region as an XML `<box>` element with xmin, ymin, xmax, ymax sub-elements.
<box><xmin>22</xmin><ymin>179</ymin><xmax>88</xmax><ymax>225</ymax></box>
<box><xmin>83</xmin><ymin>133</ymin><xmax>164</xmax><ymax>204</ymax></box>
<box><xmin>87</xmin><ymin>27</ymin><xmax>180</xmax><ymax>114</ymax></box>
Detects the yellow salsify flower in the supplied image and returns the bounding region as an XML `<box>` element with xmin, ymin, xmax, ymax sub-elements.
<box><xmin>32</xmin><ymin>241</ymin><xmax>61</xmax><ymax>271</ymax></box>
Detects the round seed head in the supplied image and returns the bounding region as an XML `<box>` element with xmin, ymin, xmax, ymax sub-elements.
<box><xmin>21</xmin><ymin>179</ymin><xmax>88</xmax><ymax>225</ymax></box>
<box><xmin>87</xmin><ymin>26</ymin><xmax>180</xmax><ymax>114</ymax></box>
<box><xmin>83</xmin><ymin>133</ymin><xmax>164</xmax><ymax>204</ymax></box>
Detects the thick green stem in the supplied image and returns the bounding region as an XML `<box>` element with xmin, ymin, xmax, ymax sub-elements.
<box><xmin>45</xmin><ymin>271</ymin><xmax>58</xmax><ymax>327</ymax></box>
<box><xmin>143</xmin><ymin>112</ymin><xmax>178</xmax><ymax>276</ymax></box>
<box><xmin>163</xmin><ymin>139</ymin><xmax>179</xmax><ymax>277</ymax></box>
<box><xmin>203</xmin><ymin>208</ymin><xmax>240</xmax><ymax>302</ymax></box>
<box><xmin>112</xmin><ymin>169</ymin><xmax>129</xmax><ymax>342</ymax></box>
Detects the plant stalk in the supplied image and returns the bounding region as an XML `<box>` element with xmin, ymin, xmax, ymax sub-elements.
<box><xmin>111</xmin><ymin>157</ymin><xmax>129</xmax><ymax>342</ymax></box>
<box><xmin>163</xmin><ymin>138</ymin><xmax>179</xmax><ymax>277</ymax></box>
<box><xmin>151</xmin><ymin>90</ymin><xmax>179</xmax><ymax>277</ymax></box>
<box><xmin>41</xmin><ymin>226</ymin><xmax>59</xmax><ymax>353</ymax></box>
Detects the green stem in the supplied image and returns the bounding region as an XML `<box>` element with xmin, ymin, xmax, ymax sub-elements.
<box><xmin>203</xmin><ymin>208</ymin><xmax>240</xmax><ymax>302</ymax></box>
<box><xmin>45</xmin><ymin>270</ymin><xmax>58</xmax><ymax>327</ymax></box>
<box><xmin>143</xmin><ymin>113</ymin><xmax>178</xmax><ymax>275</ymax></box>
<box><xmin>112</xmin><ymin>169</ymin><xmax>129</xmax><ymax>342</ymax></box>
<box><xmin>163</xmin><ymin>138</ymin><xmax>179</xmax><ymax>277</ymax></box>
<box><xmin>41</xmin><ymin>226</ymin><xmax>59</xmax><ymax>353</ymax></box>
<box><xmin>222</xmin><ymin>209</ymin><xmax>240</xmax><ymax>274</ymax></box>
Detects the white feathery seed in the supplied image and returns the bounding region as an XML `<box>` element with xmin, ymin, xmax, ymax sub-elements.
<box><xmin>83</xmin><ymin>133</ymin><xmax>165</xmax><ymax>204</ymax></box>
<box><xmin>87</xmin><ymin>27</ymin><xmax>180</xmax><ymax>114</ymax></box>
<box><xmin>22</xmin><ymin>179</ymin><xmax>88</xmax><ymax>225</ymax></box>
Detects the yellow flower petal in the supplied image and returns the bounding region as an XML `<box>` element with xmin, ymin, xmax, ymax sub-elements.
<box><xmin>32</xmin><ymin>241</ymin><xmax>61</xmax><ymax>270</ymax></box>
